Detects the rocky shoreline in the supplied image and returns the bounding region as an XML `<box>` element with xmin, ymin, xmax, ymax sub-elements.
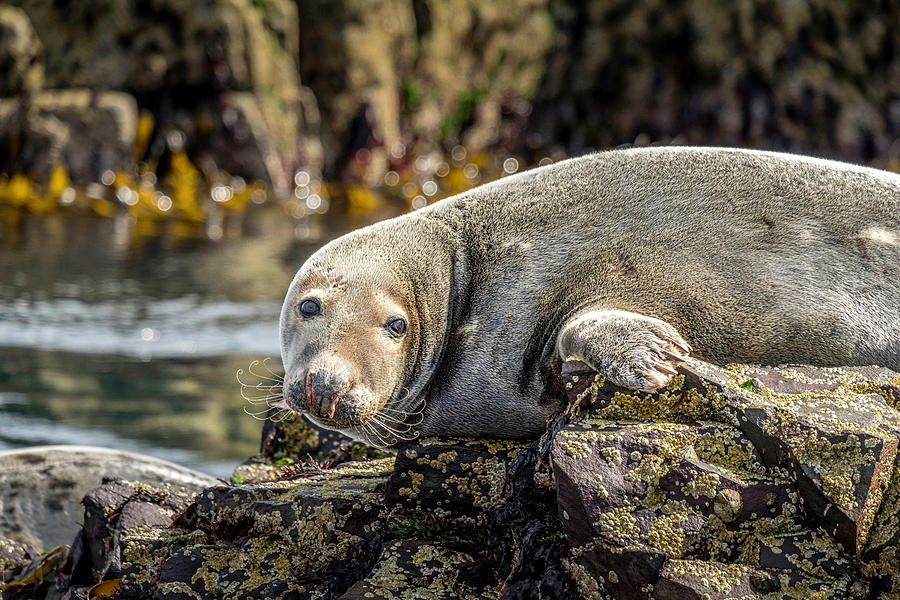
<box><xmin>2</xmin><ymin>359</ymin><xmax>899</xmax><ymax>599</ymax></box>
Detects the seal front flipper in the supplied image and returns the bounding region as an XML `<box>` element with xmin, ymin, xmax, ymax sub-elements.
<box><xmin>556</xmin><ymin>308</ymin><xmax>692</xmax><ymax>391</ymax></box>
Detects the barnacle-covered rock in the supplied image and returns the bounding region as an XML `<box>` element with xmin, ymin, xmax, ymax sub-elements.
<box><xmin>45</xmin><ymin>360</ymin><xmax>900</xmax><ymax>599</ymax></box>
<box><xmin>723</xmin><ymin>364</ymin><xmax>900</xmax><ymax>554</ymax></box>
<box><xmin>0</xmin><ymin>535</ymin><xmax>33</xmax><ymax>569</ymax></box>
<box><xmin>556</xmin><ymin>361</ymin><xmax>900</xmax><ymax>599</ymax></box>
<box><xmin>653</xmin><ymin>559</ymin><xmax>862</xmax><ymax>600</ymax></box>
<box><xmin>77</xmin><ymin>479</ymin><xmax>199</xmax><ymax>584</ymax></box>
<box><xmin>385</xmin><ymin>437</ymin><xmax>527</xmax><ymax>518</ymax></box>
<box><xmin>552</xmin><ymin>418</ymin><xmax>810</xmax><ymax>599</ymax></box>
<box><xmin>861</xmin><ymin>461</ymin><xmax>900</xmax><ymax>587</ymax></box>
<box><xmin>232</xmin><ymin>411</ymin><xmax>385</xmax><ymax>484</ymax></box>
<box><xmin>342</xmin><ymin>540</ymin><xmax>489</xmax><ymax>600</ymax></box>
<box><xmin>115</xmin><ymin>458</ymin><xmax>393</xmax><ymax>598</ymax></box>
<box><xmin>0</xmin><ymin>446</ymin><xmax>215</xmax><ymax>552</ymax></box>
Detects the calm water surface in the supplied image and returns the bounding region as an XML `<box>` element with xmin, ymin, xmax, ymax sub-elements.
<box><xmin>0</xmin><ymin>206</ymin><xmax>399</xmax><ymax>477</ymax></box>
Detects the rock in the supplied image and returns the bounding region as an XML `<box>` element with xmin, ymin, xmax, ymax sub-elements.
<box><xmin>296</xmin><ymin>0</ymin><xmax>554</xmax><ymax>177</ymax></box>
<box><xmin>0</xmin><ymin>6</ymin><xmax>42</xmax><ymax>97</ymax></box>
<box><xmin>528</xmin><ymin>1</ymin><xmax>900</xmax><ymax>167</ymax></box>
<box><xmin>0</xmin><ymin>544</ymin><xmax>68</xmax><ymax>600</ymax></box>
<box><xmin>697</xmin><ymin>363</ymin><xmax>899</xmax><ymax>555</ymax></box>
<box><xmin>385</xmin><ymin>438</ymin><xmax>527</xmax><ymax>518</ymax></box>
<box><xmin>0</xmin><ymin>446</ymin><xmax>216</xmax><ymax>551</ymax></box>
<box><xmin>0</xmin><ymin>535</ymin><xmax>34</xmax><ymax>569</ymax></box>
<box><xmin>116</xmin><ymin>458</ymin><xmax>393</xmax><ymax>598</ymax></box>
<box><xmin>409</xmin><ymin>0</ymin><xmax>554</xmax><ymax>151</ymax></box>
<box><xmin>295</xmin><ymin>0</ymin><xmax>417</xmax><ymax>174</ymax></box>
<box><xmin>5</xmin><ymin>0</ymin><xmax>318</xmax><ymax>191</ymax></box>
<box><xmin>4</xmin><ymin>1</ymin><xmax>897</xmax><ymax>192</ymax></box>
<box><xmin>7</xmin><ymin>0</ymin><xmax>293</xmax><ymax>94</ymax></box>
<box><xmin>231</xmin><ymin>411</ymin><xmax>385</xmax><ymax>484</ymax></box>
<box><xmin>551</xmin><ymin>418</ymin><xmax>805</xmax><ymax>598</ymax></box>
<box><xmin>0</xmin><ymin>89</ymin><xmax>138</xmax><ymax>183</ymax></box>
<box><xmin>259</xmin><ymin>412</ymin><xmax>360</xmax><ymax>463</ymax></box>
<box><xmin>49</xmin><ymin>360</ymin><xmax>900</xmax><ymax>599</ymax></box>
<box><xmin>554</xmin><ymin>361</ymin><xmax>900</xmax><ymax>598</ymax></box>
<box><xmin>76</xmin><ymin>480</ymin><xmax>199</xmax><ymax>585</ymax></box>
<box><xmin>861</xmin><ymin>459</ymin><xmax>900</xmax><ymax>588</ymax></box>
<box><xmin>204</xmin><ymin>92</ymin><xmax>289</xmax><ymax>193</ymax></box>
<box><xmin>653</xmin><ymin>559</ymin><xmax>860</xmax><ymax>600</ymax></box>
<box><xmin>342</xmin><ymin>540</ymin><xmax>487</xmax><ymax>600</ymax></box>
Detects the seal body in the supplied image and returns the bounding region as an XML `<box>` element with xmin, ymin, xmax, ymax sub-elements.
<box><xmin>280</xmin><ymin>147</ymin><xmax>900</xmax><ymax>444</ymax></box>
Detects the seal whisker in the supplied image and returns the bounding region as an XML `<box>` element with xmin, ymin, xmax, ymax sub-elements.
<box><xmin>390</xmin><ymin>387</ymin><xmax>411</xmax><ymax>403</ymax></box>
<box><xmin>371</xmin><ymin>409</ymin><xmax>424</xmax><ymax>428</ymax></box>
<box><xmin>379</xmin><ymin>401</ymin><xmax>426</xmax><ymax>417</ymax></box>
<box><xmin>235</xmin><ymin>370</ymin><xmax>282</xmax><ymax>392</ymax></box>
<box><xmin>247</xmin><ymin>360</ymin><xmax>285</xmax><ymax>384</ymax></box>
<box><xmin>239</xmin><ymin>389</ymin><xmax>283</xmax><ymax>404</ymax></box>
<box><xmin>244</xmin><ymin>397</ymin><xmax>279</xmax><ymax>405</ymax></box>
<box><xmin>237</xmin><ymin>360</ymin><xmax>287</xmax><ymax>413</ymax></box>
<box><xmin>373</xmin><ymin>403</ymin><xmax>415</xmax><ymax>420</ymax></box>
<box><xmin>241</xmin><ymin>389</ymin><xmax>283</xmax><ymax>398</ymax></box>
<box><xmin>355</xmin><ymin>425</ymin><xmax>377</xmax><ymax>448</ymax></box>
<box><xmin>368</xmin><ymin>415</ymin><xmax>419</xmax><ymax>441</ymax></box>
<box><xmin>238</xmin><ymin>386</ymin><xmax>283</xmax><ymax>401</ymax></box>
<box><xmin>243</xmin><ymin>406</ymin><xmax>272</xmax><ymax>420</ymax></box>
<box><xmin>240</xmin><ymin>381</ymin><xmax>283</xmax><ymax>390</ymax></box>
<box><xmin>260</xmin><ymin>357</ymin><xmax>285</xmax><ymax>381</ymax></box>
<box><xmin>360</xmin><ymin>422</ymin><xmax>392</xmax><ymax>447</ymax></box>
<box><xmin>371</xmin><ymin>411</ymin><xmax>411</xmax><ymax>425</ymax></box>
<box><xmin>269</xmin><ymin>409</ymin><xmax>294</xmax><ymax>423</ymax></box>
<box><xmin>395</xmin><ymin>410</ymin><xmax>424</xmax><ymax>427</ymax></box>
<box><xmin>380</xmin><ymin>398</ymin><xmax>426</xmax><ymax>418</ymax></box>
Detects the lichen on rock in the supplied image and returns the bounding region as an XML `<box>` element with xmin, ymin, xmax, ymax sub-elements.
<box><xmin>49</xmin><ymin>359</ymin><xmax>900</xmax><ymax>599</ymax></box>
<box><xmin>552</xmin><ymin>360</ymin><xmax>900</xmax><ymax>599</ymax></box>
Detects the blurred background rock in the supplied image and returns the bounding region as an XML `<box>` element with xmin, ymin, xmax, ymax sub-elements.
<box><xmin>0</xmin><ymin>0</ymin><xmax>898</xmax><ymax>476</ymax></box>
<box><xmin>2</xmin><ymin>0</ymin><xmax>897</xmax><ymax>204</ymax></box>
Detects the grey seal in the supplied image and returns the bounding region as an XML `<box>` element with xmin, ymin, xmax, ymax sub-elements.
<box><xmin>279</xmin><ymin>147</ymin><xmax>899</xmax><ymax>446</ymax></box>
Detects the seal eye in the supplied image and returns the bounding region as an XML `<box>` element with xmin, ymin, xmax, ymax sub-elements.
<box><xmin>386</xmin><ymin>317</ymin><xmax>407</xmax><ymax>337</ymax></box>
<box><xmin>298</xmin><ymin>298</ymin><xmax>321</xmax><ymax>318</ymax></box>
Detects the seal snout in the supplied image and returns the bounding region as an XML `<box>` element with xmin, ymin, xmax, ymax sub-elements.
<box><xmin>304</xmin><ymin>365</ymin><xmax>352</xmax><ymax>420</ymax></box>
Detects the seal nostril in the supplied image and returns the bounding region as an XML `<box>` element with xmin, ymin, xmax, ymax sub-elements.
<box><xmin>305</xmin><ymin>372</ymin><xmax>318</xmax><ymax>413</ymax></box>
<box><xmin>306</xmin><ymin>368</ymin><xmax>352</xmax><ymax>420</ymax></box>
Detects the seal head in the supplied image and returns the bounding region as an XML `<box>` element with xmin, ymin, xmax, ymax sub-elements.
<box><xmin>279</xmin><ymin>215</ymin><xmax>456</xmax><ymax>445</ymax></box>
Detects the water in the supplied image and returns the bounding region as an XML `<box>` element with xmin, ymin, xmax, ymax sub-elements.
<box><xmin>0</xmin><ymin>205</ymin><xmax>398</xmax><ymax>477</ymax></box>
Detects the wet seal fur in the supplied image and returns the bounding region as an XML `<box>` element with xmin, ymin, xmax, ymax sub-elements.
<box><xmin>280</xmin><ymin>147</ymin><xmax>900</xmax><ymax>446</ymax></box>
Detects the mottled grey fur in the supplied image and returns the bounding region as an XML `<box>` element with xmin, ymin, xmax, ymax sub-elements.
<box><xmin>280</xmin><ymin>147</ymin><xmax>900</xmax><ymax>444</ymax></box>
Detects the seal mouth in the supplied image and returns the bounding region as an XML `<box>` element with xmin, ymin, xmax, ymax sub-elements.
<box><xmin>283</xmin><ymin>375</ymin><xmax>426</xmax><ymax>447</ymax></box>
<box><xmin>305</xmin><ymin>375</ymin><xmax>352</xmax><ymax>419</ymax></box>
<box><xmin>302</xmin><ymin>367</ymin><xmax>355</xmax><ymax>420</ymax></box>
<box><xmin>306</xmin><ymin>394</ymin><xmax>426</xmax><ymax>448</ymax></box>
